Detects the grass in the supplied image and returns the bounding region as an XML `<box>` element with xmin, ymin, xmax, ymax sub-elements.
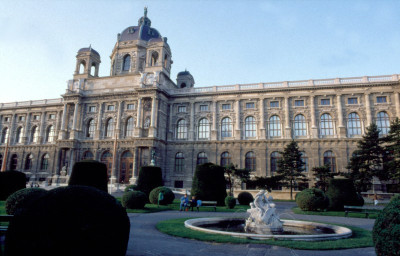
<box><xmin>292</xmin><ymin>207</ymin><xmax>380</xmax><ymax>219</ymax></box>
<box><xmin>0</xmin><ymin>201</ymin><xmax>5</xmax><ymax>215</ymax></box>
<box><xmin>156</xmin><ymin>217</ymin><xmax>373</xmax><ymax>250</ymax></box>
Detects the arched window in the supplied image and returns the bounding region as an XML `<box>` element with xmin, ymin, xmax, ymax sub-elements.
<box><xmin>82</xmin><ymin>151</ymin><xmax>94</xmax><ymax>160</ymax></box>
<box><xmin>198</xmin><ymin>118</ymin><xmax>209</xmax><ymax>139</ymax></box>
<box><xmin>105</xmin><ymin>118</ymin><xmax>115</xmax><ymax>138</ymax></box>
<box><xmin>294</xmin><ymin>114</ymin><xmax>307</xmax><ymax>137</ymax></box>
<box><xmin>46</xmin><ymin>125</ymin><xmax>55</xmax><ymax>142</ymax></box>
<box><xmin>245</xmin><ymin>116</ymin><xmax>256</xmax><ymax>137</ymax></box>
<box><xmin>323</xmin><ymin>151</ymin><xmax>336</xmax><ymax>172</ymax></box>
<box><xmin>25</xmin><ymin>154</ymin><xmax>33</xmax><ymax>170</ymax></box>
<box><xmin>1</xmin><ymin>128</ymin><xmax>9</xmax><ymax>144</ymax></box>
<box><xmin>151</xmin><ymin>51</ymin><xmax>158</xmax><ymax>66</ymax></box>
<box><xmin>101</xmin><ymin>151</ymin><xmax>113</xmax><ymax>177</ymax></box>
<box><xmin>301</xmin><ymin>152</ymin><xmax>308</xmax><ymax>172</ymax></box>
<box><xmin>41</xmin><ymin>153</ymin><xmax>49</xmax><ymax>170</ymax></box>
<box><xmin>176</xmin><ymin>119</ymin><xmax>187</xmax><ymax>139</ymax></box>
<box><xmin>320</xmin><ymin>113</ymin><xmax>334</xmax><ymax>136</ymax></box>
<box><xmin>164</xmin><ymin>54</ymin><xmax>168</xmax><ymax>68</ymax></box>
<box><xmin>15</xmin><ymin>127</ymin><xmax>23</xmax><ymax>143</ymax></box>
<box><xmin>120</xmin><ymin>151</ymin><xmax>133</xmax><ymax>183</ymax></box>
<box><xmin>347</xmin><ymin>112</ymin><xmax>362</xmax><ymax>137</ymax></box>
<box><xmin>377</xmin><ymin>111</ymin><xmax>390</xmax><ymax>135</ymax></box>
<box><xmin>197</xmin><ymin>152</ymin><xmax>208</xmax><ymax>165</ymax></box>
<box><xmin>245</xmin><ymin>151</ymin><xmax>256</xmax><ymax>171</ymax></box>
<box><xmin>269</xmin><ymin>115</ymin><xmax>281</xmax><ymax>137</ymax></box>
<box><xmin>86</xmin><ymin>119</ymin><xmax>96</xmax><ymax>138</ymax></box>
<box><xmin>221</xmin><ymin>117</ymin><xmax>232</xmax><ymax>138</ymax></box>
<box><xmin>90</xmin><ymin>63</ymin><xmax>96</xmax><ymax>76</ymax></box>
<box><xmin>220</xmin><ymin>152</ymin><xmax>231</xmax><ymax>167</ymax></box>
<box><xmin>122</xmin><ymin>55</ymin><xmax>131</xmax><ymax>71</ymax></box>
<box><xmin>270</xmin><ymin>151</ymin><xmax>281</xmax><ymax>175</ymax></box>
<box><xmin>31</xmin><ymin>126</ymin><xmax>39</xmax><ymax>143</ymax></box>
<box><xmin>79</xmin><ymin>61</ymin><xmax>85</xmax><ymax>74</ymax></box>
<box><xmin>175</xmin><ymin>152</ymin><xmax>184</xmax><ymax>172</ymax></box>
<box><xmin>125</xmin><ymin>117</ymin><xmax>134</xmax><ymax>137</ymax></box>
<box><xmin>10</xmin><ymin>154</ymin><xmax>18</xmax><ymax>170</ymax></box>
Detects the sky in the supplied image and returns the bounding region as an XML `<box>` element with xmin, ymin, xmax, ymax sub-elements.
<box><xmin>0</xmin><ymin>0</ymin><xmax>399</xmax><ymax>103</ymax></box>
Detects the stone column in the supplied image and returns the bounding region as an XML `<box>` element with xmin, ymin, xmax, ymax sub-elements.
<box><xmin>395</xmin><ymin>92</ymin><xmax>400</xmax><ymax>117</ymax></box>
<box><xmin>71</xmin><ymin>102</ymin><xmax>80</xmax><ymax>139</ymax></box>
<box><xmin>168</xmin><ymin>104</ymin><xmax>173</xmax><ymax>140</ymax></box>
<box><xmin>55</xmin><ymin>110</ymin><xmax>61</xmax><ymax>140</ymax></box>
<box><xmin>365</xmin><ymin>93</ymin><xmax>372</xmax><ymax>127</ymax></box>
<box><xmin>22</xmin><ymin>112</ymin><xmax>31</xmax><ymax>144</ymax></box>
<box><xmin>337</xmin><ymin>94</ymin><xmax>346</xmax><ymax>137</ymax></box>
<box><xmin>310</xmin><ymin>95</ymin><xmax>318</xmax><ymax>138</ymax></box>
<box><xmin>211</xmin><ymin>101</ymin><xmax>218</xmax><ymax>140</ymax></box>
<box><xmin>58</xmin><ymin>104</ymin><xmax>68</xmax><ymax>140</ymax></box>
<box><xmin>284</xmin><ymin>97</ymin><xmax>291</xmax><ymax>138</ymax></box>
<box><xmin>116</xmin><ymin>101</ymin><xmax>123</xmax><ymax>139</ymax></box>
<box><xmin>259</xmin><ymin>99</ymin><xmax>265</xmax><ymax>138</ymax></box>
<box><xmin>189</xmin><ymin>102</ymin><xmax>195</xmax><ymax>140</ymax></box>
<box><xmin>135</xmin><ymin>98</ymin><xmax>142</xmax><ymax>137</ymax></box>
<box><xmin>235</xmin><ymin>100</ymin><xmax>241</xmax><ymax>139</ymax></box>
<box><xmin>38</xmin><ymin>111</ymin><xmax>46</xmax><ymax>143</ymax></box>
<box><xmin>129</xmin><ymin>147</ymin><xmax>138</xmax><ymax>184</ymax></box>
<box><xmin>95</xmin><ymin>102</ymin><xmax>103</xmax><ymax>139</ymax></box>
<box><xmin>68</xmin><ymin>149</ymin><xmax>75</xmax><ymax>176</ymax></box>
<box><xmin>149</xmin><ymin>97</ymin><xmax>158</xmax><ymax>137</ymax></box>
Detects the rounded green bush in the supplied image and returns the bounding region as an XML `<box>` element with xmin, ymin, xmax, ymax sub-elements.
<box><xmin>6</xmin><ymin>188</ymin><xmax>48</xmax><ymax>215</ymax></box>
<box><xmin>296</xmin><ymin>188</ymin><xmax>328</xmax><ymax>211</ymax></box>
<box><xmin>237</xmin><ymin>191</ymin><xmax>254</xmax><ymax>205</ymax></box>
<box><xmin>372</xmin><ymin>196</ymin><xmax>400</xmax><ymax>256</ymax></box>
<box><xmin>136</xmin><ymin>166</ymin><xmax>163</xmax><ymax>197</ymax></box>
<box><xmin>326</xmin><ymin>178</ymin><xmax>362</xmax><ymax>210</ymax></box>
<box><xmin>225</xmin><ymin>196</ymin><xmax>236</xmax><ymax>209</ymax></box>
<box><xmin>68</xmin><ymin>160</ymin><xmax>108</xmax><ymax>192</ymax></box>
<box><xmin>122</xmin><ymin>190</ymin><xmax>147</xmax><ymax>209</ymax></box>
<box><xmin>149</xmin><ymin>186</ymin><xmax>175</xmax><ymax>205</ymax></box>
<box><xmin>124</xmin><ymin>184</ymin><xmax>138</xmax><ymax>192</ymax></box>
<box><xmin>0</xmin><ymin>170</ymin><xmax>27</xmax><ymax>200</ymax></box>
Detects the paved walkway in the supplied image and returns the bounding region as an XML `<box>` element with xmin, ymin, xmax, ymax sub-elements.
<box><xmin>126</xmin><ymin>202</ymin><xmax>376</xmax><ymax>256</ymax></box>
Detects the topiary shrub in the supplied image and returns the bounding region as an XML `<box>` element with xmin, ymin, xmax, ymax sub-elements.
<box><xmin>5</xmin><ymin>188</ymin><xmax>48</xmax><ymax>215</ymax></box>
<box><xmin>372</xmin><ymin>196</ymin><xmax>400</xmax><ymax>256</ymax></box>
<box><xmin>325</xmin><ymin>178</ymin><xmax>363</xmax><ymax>211</ymax></box>
<box><xmin>68</xmin><ymin>160</ymin><xmax>108</xmax><ymax>192</ymax></box>
<box><xmin>237</xmin><ymin>191</ymin><xmax>254</xmax><ymax>205</ymax></box>
<box><xmin>136</xmin><ymin>166</ymin><xmax>162</xmax><ymax>197</ymax></box>
<box><xmin>5</xmin><ymin>186</ymin><xmax>130</xmax><ymax>256</ymax></box>
<box><xmin>295</xmin><ymin>188</ymin><xmax>329</xmax><ymax>211</ymax></box>
<box><xmin>0</xmin><ymin>170</ymin><xmax>26</xmax><ymax>200</ymax></box>
<box><xmin>225</xmin><ymin>196</ymin><xmax>236</xmax><ymax>209</ymax></box>
<box><xmin>191</xmin><ymin>163</ymin><xmax>227</xmax><ymax>206</ymax></box>
<box><xmin>390</xmin><ymin>194</ymin><xmax>400</xmax><ymax>203</ymax></box>
<box><xmin>124</xmin><ymin>184</ymin><xmax>138</xmax><ymax>192</ymax></box>
<box><xmin>122</xmin><ymin>190</ymin><xmax>147</xmax><ymax>209</ymax></box>
<box><xmin>149</xmin><ymin>186</ymin><xmax>175</xmax><ymax>205</ymax></box>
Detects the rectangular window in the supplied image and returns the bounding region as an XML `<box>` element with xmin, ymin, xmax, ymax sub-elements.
<box><xmin>320</xmin><ymin>99</ymin><xmax>330</xmax><ymax>105</ymax></box>
<box><xmin>377</xmin><ymin>96</ymin><xmax>387</xmax><ymax>103</ymax></box>
<box><xmin>19</xmin><ymin>116</ymin><xmax>25</xmax><ymax>121</ymax></box>
<box><xmin>107</xmin><ymin>105</ymin><xmax>115</xmax><ymax>111</ymax></box>
<box><xmin>49</xmin><ymin>114</ymin><xmax>56</xmax><ymax>120</ymax></box>
<box><xmin>200</xmin><ymin>105</ymin><xmax>209</xmax><ymax>111</ymax></box>
<box><xmin>88</xmin><ymin>106</ymin><xmax>97</xmax><ymax>112</ymax></box>
<box><xmin>270</xmin><ymin>101</ymin><xmax>279</xmax><ymax>108</ymax></box>
<box><xmin>294</xmin><ymin>100</ymin><xmax>304</xmax><ymax>107</ymax></box>
<box><xmin>33</xmin><ymin>115</ymin><xmax>40</xmax><ymax>121</ymax></box>
<box><xmin>347</xmin><ymin>98</ymin><xmax>358</xmax><ymax>104</ymax></box>
<box><xmin>127</xmin><ymin>104</ymin><xmax>135</xmax><ymax>110</ymax></box>
<box><xmin>222</xmin><ymin>104</ymin><xmax>231</xmax><ymax>110</ymax></box>
<box><xmin>4</xmin><ymin>117</ymin><xmax>10</xmax><ymax>122</ymax></box>
<box><xmin>178</xmin><ymin>106</ymin><xmax>186</xmax><ymax>113</ymax></box>
<box><xmin>174</xmin><ymin>180</ymin><xmax>183</xmax><ymax>188</ymax></box>
<box><xmin>246</xmin><ymin>102</ymin><xmax>255</xmax><ymax>109</ymax></box>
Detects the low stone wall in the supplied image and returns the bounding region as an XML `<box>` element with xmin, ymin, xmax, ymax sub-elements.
<box><xmin>233</xmin><ymin>190</ymin><xmax>298</xmax><ymax>200</ymax></box>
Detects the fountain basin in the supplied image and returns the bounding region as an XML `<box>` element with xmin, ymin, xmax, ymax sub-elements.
<box><xmin>185</xmin><ymin>217</ymin><xmax>352</xmax><ymax>241</ymax></box>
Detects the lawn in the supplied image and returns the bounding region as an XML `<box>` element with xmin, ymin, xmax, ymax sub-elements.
<box><xmin>0</xmin><ymin>201</ymin><xmax>5</xmax><ymax>215</ymax></box>
<box><xmin>156</xmin><ymin>217</ymin><xmax>373</xmax><ymax>250</ymax></box>
<box><xmin>292</xmin><ymin>207</ymin><xmax>380</xmax><ymax>219</ymax></box>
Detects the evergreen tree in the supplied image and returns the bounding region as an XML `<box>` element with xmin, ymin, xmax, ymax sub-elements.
<box><xmin>277</xmin><ymin>140</ymin><xmax>307</xmax><ymax>200</ymax></box>
<box><xmin>347</xmin><ymin>123</ymin><xmax>385</xmax><ymax>192</ymax></box>
<box><xmin>312</xmin><ymin>165</ymin><xmax>335</xmax><ymax>192</ymax></box>
<box><xmin>383</xmin><ymin>117</ymin><xmax>400</xmax><ymax>180</ymax></box>
<box><xmin>224</xmin><ymin>163</ymin><xmax>250</xmax><ymax>196</ymax></box>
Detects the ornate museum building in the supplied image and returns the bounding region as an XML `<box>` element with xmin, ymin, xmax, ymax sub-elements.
<box><xmin>0</xmin><ymin>9</ymin><xmax>399</xmax><ymax>189</ymax></box>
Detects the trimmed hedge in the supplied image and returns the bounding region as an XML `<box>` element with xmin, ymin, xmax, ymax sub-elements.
<box><xmin>122</xmin><ymin>190</ymin><xmax>147</xmax><ymax>209</ymax></box>
<box><xmin>372</xmin><ymin>196</ymin><xmax>400</xmax><ymax>256</ymax></box>
<box><xmin>124</xmin><ymin>184</ymin><xmax>138</xmax><ymax>192</ymax></box>
<box><xmin>225</xmin><ymin>196</ymin><xmax>236</xmax><ymax>209</ymax></box>
<box><xmin>326</xmin><ymin>178</ymin><xmax>364</xmax><ymax>211</ymax></box>
<box><xmin>149</xmin><ymin>186</ymin><xmax>175</xmax><ymax>205</ymax></box>
<box><xmin>5</xmin><ymin>188</ymin><xmax>48</xmax><ymax>215</ymax></box>
<box><xmin>68</xmin><ymin>160</ymin><xmax>108</xmax><ymax>192</ymax></box>
<box><xmin>0</xmin><ymin>170</ymin><xmax>26</xmax><ymax>200</ymax></box>
<box><xmin>295</xmin><ymin>188</ymin><xmax>328</xmax><ymax>211</ymax></box>
<box><xmin>191</xmin><ymin>163</ymin><xmax>227</xmax><ymax>206</ymax></box>
<box><xmin>136</xmin><ymin>166</ymin><xmax>163</xmax><ymax>197</ymax></box>
<box><xmin>237</xmin><ymin>191</ymin><xmax>254</xmax><ymax>205</ymax></box>
<box><xmin>5</xmin><ymin>186</ymin><xmax>130</xmax><ymax>256</ymax></box>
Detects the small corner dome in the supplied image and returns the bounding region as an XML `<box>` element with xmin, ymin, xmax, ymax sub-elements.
<box><xmin>78</xmin><ymin>47</ymin><xmax>100</xmax><ymax>57</ymax></box>
<box><xmin>177</xmin><ymin>70</ymin><xmax>191</xmax><ymax>77</ymax></box>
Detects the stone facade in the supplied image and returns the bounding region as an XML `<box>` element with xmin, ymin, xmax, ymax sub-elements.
<box><xmin>1</xmin><ymin>9</ymin><xmax>399</xmax><ymax>189</ymax></box>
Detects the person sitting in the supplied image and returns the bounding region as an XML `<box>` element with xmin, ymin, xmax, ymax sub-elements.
<box><xmin>188</xmin><ymin>196</ymin><xmax>197</xmax><ymax>212</ymax></box>
<box><xmin>179</xmin><ymin>194</ymin><xmax>189</xmax><ymax>211</ymax></box>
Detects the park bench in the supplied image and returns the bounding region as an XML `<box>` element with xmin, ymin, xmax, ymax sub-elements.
<box><xmin>196</xmin><ymin>201</ymin><xmax>217</xmax><ymax>212</ymax></box>
<box><xmin>0</xmin><ymin>215</ymin><xmax>13</xmax><ymax>252</ymax></box>
<box><xmin>344</xmin><ymin>205</ymin><xmax>381</xmax><ymax>218</ymax></box>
